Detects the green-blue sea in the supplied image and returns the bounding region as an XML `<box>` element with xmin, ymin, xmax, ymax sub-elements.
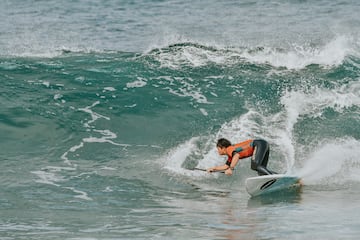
<box><xmin>1</xmin><ymin>1</ymin><xmax>360</xmax><ymax>239</ymax></box>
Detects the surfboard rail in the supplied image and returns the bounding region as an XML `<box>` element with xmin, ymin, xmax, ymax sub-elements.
<box><xmin>245</xmin><ymin>174</ymin><xmax>301</xmax><ymax>197</ymax></box>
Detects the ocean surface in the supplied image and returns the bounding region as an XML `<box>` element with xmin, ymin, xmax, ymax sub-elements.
<box><xmin>1</xmin><ymin>0</ymin><xmax>360</xmax><ymax>239</ymax></box>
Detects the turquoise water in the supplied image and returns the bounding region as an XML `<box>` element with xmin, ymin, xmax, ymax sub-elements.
<box><xmin>1</xmin><ymin>1</ymin><xmax>360</xmax><ymax>239</ymax></box>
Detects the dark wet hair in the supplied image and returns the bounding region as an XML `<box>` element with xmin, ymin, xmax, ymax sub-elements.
<box><xmin>216</xmin><ymin>138</ymin><xmax>232</xmax><ymax>148</ymax></box>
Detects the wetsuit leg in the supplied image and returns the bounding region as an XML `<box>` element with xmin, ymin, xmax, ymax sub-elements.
<box><xmin>251</xmin><ymin>139</ymin><xmax>276</xmax><ymax>176</ymax></box>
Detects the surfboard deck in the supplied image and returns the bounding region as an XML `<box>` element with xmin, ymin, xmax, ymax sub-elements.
<box><xmin>245</xmin><ymin>174</ymin><xmax>302</xmax><ymax>197</ymax></box>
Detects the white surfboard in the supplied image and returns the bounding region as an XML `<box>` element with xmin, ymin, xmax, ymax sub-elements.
<box><xmin>245</xmin><ymin>174</ymin><xmax>301</xmax><ymax>197</ymax></box>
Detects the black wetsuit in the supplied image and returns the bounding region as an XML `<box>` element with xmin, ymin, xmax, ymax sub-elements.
<box><xmin>251</xmin><ymin>139</ymin><xmax>277</xmax><ymax>176</ymax></box>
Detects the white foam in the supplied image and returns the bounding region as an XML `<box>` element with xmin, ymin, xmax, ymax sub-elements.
<box><xmin>64</xmin><ymin>187</ymin><xmax>92</xmax><ymax>201</ymax></box>
<box><xmin>103</xmin><ymin>186</ymin><xmax>113</xmax><ymax>192</ymax></box>
<box><xmin>162</xmin><ymin>77</ymin><xmax>213</xmax><ymax>104</ymax></box>
<box><xmin>216</xmin><ymin>110</ymin><xmax>261</xmax><ymax>141</ymax></box>
<box><xmin>32</xmin><ymin>166</ymin><xmax>94</xmax><ymax>201</ymax></box>
<box><xmin>31</xmin><ymin>170</ymin><xmax>63</xmax><ymax>186</ymax></box>
<box><xmin>42</xmin><ymin>81</ymin><xmax>50</xmax><ymax>88</ymax></box>
<box><xmin>124</xmin><ymin>104</ymin><xmax>137</xmax><ymax>108</ymax></box>
<box><xmin>83</xmin><ymin>129</ymin><xmax>130</xmax><ymax>147</ymax></box>
<box><xmin>103</xmin><ymin>87</ymin><xmax>116</xmax><ymax>92</ymax></box>
<box><xmin>100</xmin><ymin>166</ymin><xmax>117</xmax><ymax>171</ymax></box>
<box><xmin>54</xmin><ymin>93</ymin><xmax>63</xmax><ymax>100</ymax></box>
<box><xmin>61</xmin><ymin>142</ymin><xmax>84</xmax><ymax>166</ymax></box>
<box><xmin>297</xmin><ymin>138</ymin><xmax>360</xmax><ymax>185</ymax></box>
<box><xmin>125</xmin><ymin>78</ymin><xmax>147</xmax><ymax>89</ymax></box>
<box><xmin>280</xmin><ymin>81</ymin><xmax>360</xmax><ymax>123</ymax></box>
<box><xmin>162</xmin><ymin>137</ymin><xmax>216</xmax><ymax>178</ymax></box>
<box><xmin>243</xmin><ymin>36</ymin><xmax>353</xmax><ymax>69</ymax></box>
<box><xmin>148</xmin><ymin>35</ymin><xmax>356</xmax><ymax>70</ymax></box>
<box><xmin>199</xmin><ymin>108</ymin><xmax>208</xmax><ymax>116</ymax></box>
<box><xmin>162</xmin><ymin>137</ymin><xmax>197</xmax><ymax>173</ymax></box>
<box><xmin>31</xmin><ymin>166</ymin><xmax>74</xmax><ymax>188</ymax></box>
<box><xmin>149</xmin><ymin>43</ymin><xmax>231</xmax><ymax>69</ymax></box>
<box><xmin>78</xmin><ymin>101</ymin><xmax>110</xmax><ymax>128</ymax></box>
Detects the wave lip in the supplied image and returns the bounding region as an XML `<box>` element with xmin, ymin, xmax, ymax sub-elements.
<box><xmin>145</xmin><ymin>35</ymin><xmax>357</xmax><ymax>70</ymax></box>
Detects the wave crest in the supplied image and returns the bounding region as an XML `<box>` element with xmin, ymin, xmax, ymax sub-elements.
<box><xmin>145</xmin><ymin>35</ymin><xmax>357</xmax><ymax>70</ymax></box>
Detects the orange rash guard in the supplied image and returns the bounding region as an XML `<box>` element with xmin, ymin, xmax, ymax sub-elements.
<box><xmin>225</xmin><ymin>139</ymin><xmax>254</xmax><ymax>165</ymax></box>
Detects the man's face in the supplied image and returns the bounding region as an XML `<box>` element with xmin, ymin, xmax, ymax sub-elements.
<box><xmin>217</xmin><ymin>146</ymin><xmax>227</xmax><ymax>155</ymax></box>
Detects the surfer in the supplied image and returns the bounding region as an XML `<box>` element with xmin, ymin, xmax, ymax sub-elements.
<box><xmin>207</xmin><ymin>138</ymin><xmax>277</xmax><ymax>176</ymax></box>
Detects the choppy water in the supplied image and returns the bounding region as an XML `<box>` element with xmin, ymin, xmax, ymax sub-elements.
<box><xmin>1</xmin><ymin>0</ymin><xmax>360</xmax><ymax>239</ymax></box>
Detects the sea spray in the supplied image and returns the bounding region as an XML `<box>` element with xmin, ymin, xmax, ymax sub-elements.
<box><xmin>297</xmin><ymin>138</ymin><xmax>360</xmax><ymax>186</ymax></box>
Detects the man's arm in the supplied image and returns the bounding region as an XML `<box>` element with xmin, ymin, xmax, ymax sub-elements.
<box><xmin>207</xmin><ymin>153</ymin><xmax>242</xmax><ymax>175</ymax></box>
<box><xmin>207</xmin><ymin>164</ymin><xmax>229</xmax><ymax>173</ymax></box>
<box><xmin>225</xmin><ymin>153</ymin><xmax>240</xmax><ymax>175</ymax></box>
